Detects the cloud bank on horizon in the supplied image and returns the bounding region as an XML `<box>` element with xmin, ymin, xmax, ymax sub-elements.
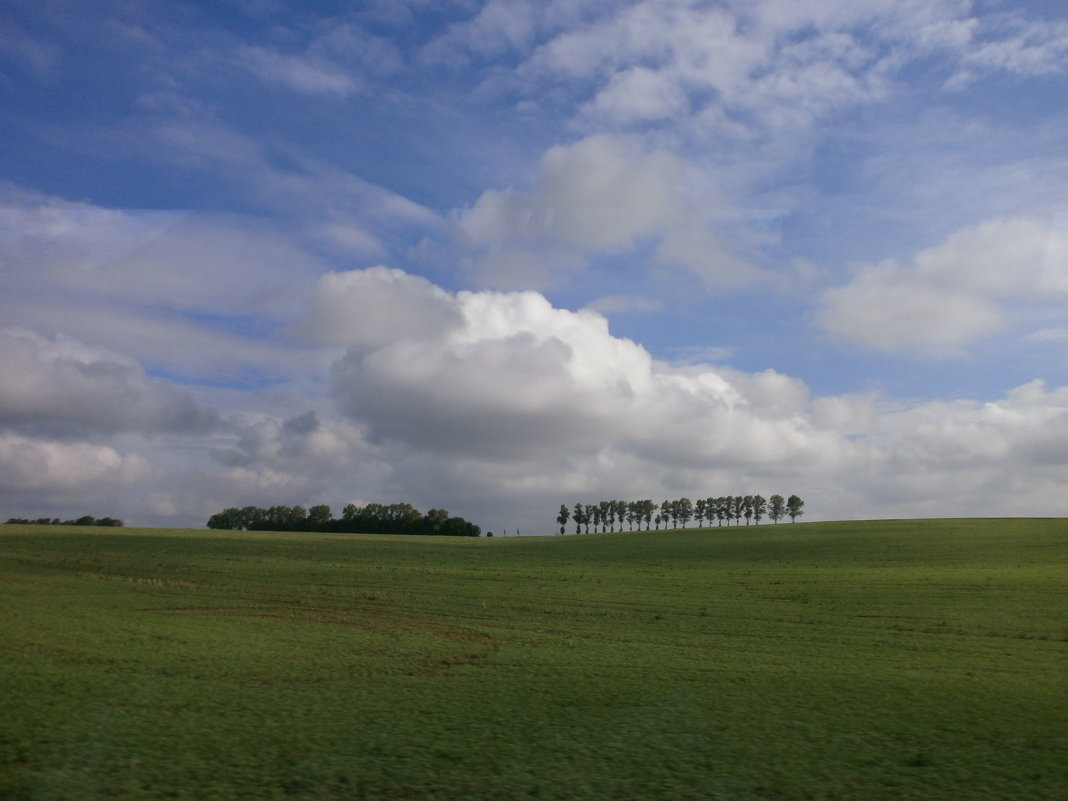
<box><xmin>2</xmin><ymin>0</ymin><xmax>1067</xmax><ymax>532</ymax></box>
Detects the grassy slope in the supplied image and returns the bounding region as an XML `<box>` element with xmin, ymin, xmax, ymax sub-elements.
<box><xmin>1</xmin><ymin>519</ymin><xmax>1065</xmax><ymax>800</ymax></box>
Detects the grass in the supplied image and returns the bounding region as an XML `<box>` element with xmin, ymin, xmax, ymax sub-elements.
<box><xmin>1</xmin><ymin>518</ymin><xmax>1065</xmax><ymax>800</ymax></box>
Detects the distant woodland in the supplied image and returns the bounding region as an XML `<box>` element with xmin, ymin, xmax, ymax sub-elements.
<box><xmin>5</xmin><ymin>515</ymin><xmax>125</xmax><ymax>527</ymax></box>
<box><xmin>207</xmin><ymin>503</ymin><xmax>481</xmax><ymax>537</ymax></box>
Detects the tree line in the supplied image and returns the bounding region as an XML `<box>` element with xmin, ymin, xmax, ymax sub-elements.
<box><xmin>5</xmin><ymin>515</ymin><xmax>125</xmax><ymax>527</ymax></box>
<box><xmin>555</xmin><ymin>495</ymin><xmax>804</xmax><ymax>534</ymax></box>
<box><xmin>206</xmin><ymin>502</ymin><xmax>481</xmax><ymax>537</ymax></box>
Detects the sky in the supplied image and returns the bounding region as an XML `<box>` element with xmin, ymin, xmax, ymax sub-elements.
<box><xmin>2</xmin><ymin>0</ymin><xmax>1068</xmax><ymax>534</ymax></box>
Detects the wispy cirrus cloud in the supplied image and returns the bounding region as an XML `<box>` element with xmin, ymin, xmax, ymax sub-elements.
<box><xmin>0</xmin><ymin>185</ymin><xmax>332</xmax><ymax>383</ymax></box>
<box><xmin>0</xmin><ymin>18</ymin><xmax>61</xmax><ymax>81</ymax></box>
<box><xmin>952</xmin><ymin>11</ymin><xmax>1068</xmax><ymax>85</ymax></box>
<box><xmin>233</xmin><ymin>45</ymin><xmax>358</xmax><ymax>97</ymax></box>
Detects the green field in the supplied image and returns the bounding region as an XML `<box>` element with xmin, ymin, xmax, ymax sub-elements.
<box><xmin>1</xmin><ymin>519</ymin><xmax>1065</xmax><ymax>800</ymax></box>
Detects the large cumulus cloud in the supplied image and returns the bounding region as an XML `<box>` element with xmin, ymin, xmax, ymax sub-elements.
<box><xmin>308</xmin><ymin>266</ymin><xmax>1068</xmax><ymax>531</ymax></box>
<box><xmin>322</xmin><ymin>267</ymin><xmax>838</xmax><ymax>473</ymax></box>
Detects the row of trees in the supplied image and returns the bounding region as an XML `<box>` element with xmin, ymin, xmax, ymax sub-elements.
<box><xmin>555</xmin><ymin>495</ymin><xmax>804</xmax><ymax>534</ymax></box>
<box><xmin>5</xmin><ymin>515</ymin><xmax>125</xmax><ymax>527</ymax></box>
<box><xmin>206</xmin><ymin>502</ymin><xmax>481</xmax><ymax>537</ymax></box>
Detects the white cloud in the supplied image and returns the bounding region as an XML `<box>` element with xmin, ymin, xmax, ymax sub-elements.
<box><xmin>9</xmin><ymin>260</ymin><xmax>1068</xmax><ymax>530</ymax></box>
<box><xmin>234</xmin><ymin>45</ymin><xmax>358</xmax><ymax>96</ymax></box>
<box><xmin>323</xmin><ymin>267</ymin><xmax>826</xmax><ymax>470</ymax></box>
<box><xmin>832</xmin><ymin>380</ymin><xmax>1068</xmax><ymax>518</ymax></box>
<box><xmin>517</xmin><ymin>0</ymin><xmax>930</xmax><ymax>135</ymax></box>
<box><xmin>431</xmin><ymin>0</ymin><xmax>537</xmax><ymax>61</ymax></box>
<box><xmin>0</xmin><ymin>329</ymin><xmax>220</xmax><ymax>437</ymax></box>
<box><xmin>0</xmin><ymin>185</ymin><xmax>320</xmax><ymax>316</ymax></box>
<box><xmin>0</xmin><ymin>19</ymin><xmax>62</xmax><ymax>82</ymax></box>
<box><xmin>423</xmin><ymin>0</ymin><xmax>604</xmax><ymax>65</ymax></box>
<box><xmin>9</xmin><ymin>1</ymin><xmax>1068</xmax><ymax>534</ymax></box>
<box><xmin>9</xmin><ymin>303</ymin><xmax>321</xmax><ymax>388</ymax></box>
<box><xmin>308</xmin><ymin>23</ymin><xmax>406</xmax><ymax>76</ymax></box>
<box><xmin>251</xmin><ymin>153</ymin><xmax>442</xmax><ymax>235</ymax></box>
<box><xmin>303</xmin><ymin>267</ymin><xmax>1068</xmax><ymax>531</ymax></box>
<box><xmin>297</xmin><ymin>267</ymin><xmax>462</xmax><ymax>348</ymax></box>
<box><xmin>219</xmin><ymin>411</ymin><xmax>359</xmax><ymax>469</ymax></box>
<box><xmin>314</xmin><ymin>222</ymin><xmax>384</xmax><ymax>256</ymax></box>
<box><xmin>225</xmin><ymin>20</ymin><xmax>408</xmax><ymax>96</ymax></box>
<box><xmin>196</xmin><ymin>409</ymin><xmax>381</xmax><ymax>511</ymax></box>
<box><xmin>503</xmin><ymin>0</ymin><xmax>1064</xmax><ymax>162</ymax></box>
<box><xmin>1025</xmin><ymin>327</ymin><xmax>1068</xmax><ymax>343</ymax></box>
<box><xmin>580</xmin><ymin>66</ymin><xmax>690</xmax><ymax>123</ymax></box>
<box><xmin>818</xmin><ymin>269</ymin><xmax>1004</xmax><ymax>353</ymax></box>
<box><xmin>462</xmin><ymin>135</ymin><xmax>676</xmax><ymax>251</ymax></box>
<box><xmin>960</xmin><ymin>15</ymin><xmax>1068</xmax><ymax>77</ymax></box>
<box><xmin>739</xmin><ymin>0</ymin><xmax>972</xmax><ymax>39</ymax></box>
<box><xmin>459</xmin><ymin>134</ymin><xmax>756</xmax><ymax>287</ymax></box>
<box><xmin>856</xmin><ymin>109</ymin><xmax>1068</xmax><ymax>242</ymax></box>
<box><xmin>0</xmin><ymin>433</ymin><xmax>150</xmax><ymax>501</ymax></box>
<box><xmin>62</xmin><ymin>107</ymin><xmax>441</xmax><ymax>258</ymax></box>
<box><xmin>0</xmin><ymin>186</ymin><xmax>345</xmax><ymax>383</ymax></box>
<box><xmin>817</xmin><ymin>218</ymin><xmax>1068</xmax><ymax>352</ymax></box>
<box><xmin>587</xmin><ymin>294</ymin><xmax>663</xmax><ymax>315</ymax></box>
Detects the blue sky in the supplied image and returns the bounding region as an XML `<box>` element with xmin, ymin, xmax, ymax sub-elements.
<box><xmin>3</xmin><ymin>0</ymin><xmax>1068</xmax><ymax>532</ymax></box>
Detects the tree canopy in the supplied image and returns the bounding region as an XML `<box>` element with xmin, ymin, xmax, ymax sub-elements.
<box><xmin>206</xmin><ymin>503</ymin><xmax>480</xmax><ymax>536</ymax></box>
<box><xmin>5</xmin><ymin>515</ymin><xmax>124</xmax><ymax>527</ymax></box>
<box><xmin>558</xmin><ymin>494</ymin><xmax>805</xmax><ymax>532</ymax></box>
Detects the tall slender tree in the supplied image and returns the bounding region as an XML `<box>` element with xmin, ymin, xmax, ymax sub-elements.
<box><xmin>676</xmin><ymin>497</ymin><xmax>694</xmax><ymax>528</ymax></box>
<box><xmin>713</xmin><ymin>498</ymin><xmax>726</xmax><ymax>526</ymax></box>
<box><xmin>641</xmin><ymin>500</ymin><xmax>654</xmax><ymax>530</ymax></box>
<box><xmin>557</xmin><ymin>504</ymin><xmax>570</xmax><ymax>535</ymax></box>
<box><xmin>752</xmin><ymin>495</ymin><xmax>767</xmax><ymax>525</ymax></box>
<box><xmin>787</xmin><ymin>495</ymin><xmax>805</xmax><ymax>522</ymax></box>
<box><xmin>768</xmin><ymin>494</ymin><xmax>785</xmax><ymax>523</ymax></box>
<box><xmin>694</xmin><ymin>498</ymin><xmax>707</xmax><ymax>527</ymax></box>
<box><xmin>660</xmin><ymin>500</ymin><xmax>672</xmax><ymax>530</ymax></box>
